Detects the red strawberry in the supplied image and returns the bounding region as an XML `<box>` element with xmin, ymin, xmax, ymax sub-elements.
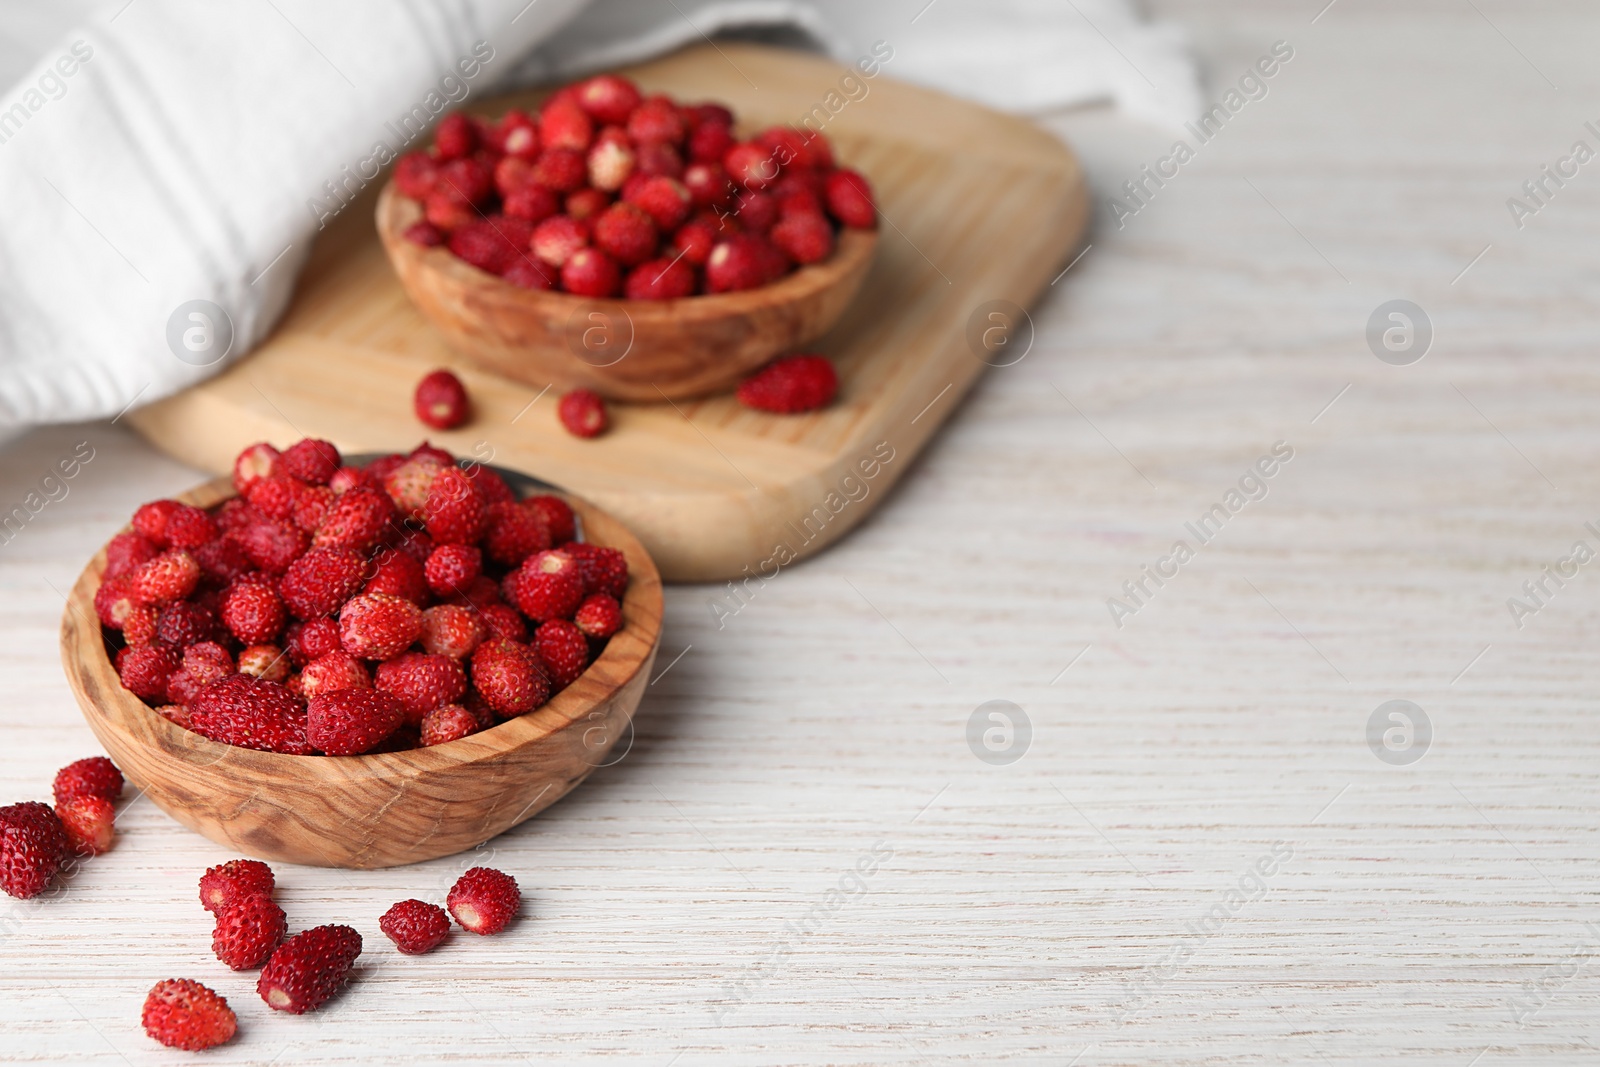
<box><xmin>503</xmin><ymin>182</ymin><xmax>560</xmax><ymax>224</ymax></box>
<box><xmin>159</xmin><ymin>504</ymin><xmax>217</xmax><ymax>551</ymax></box>
<box><xmin>587</xmin><ymin>137</ymin><xmax>636</xmax><ymax>192</ymax></box>
<box><xmin>568</xmin><ymin>188</ymin><xmax>615</xmax><ymax>222</ymax></box>
<box><xmin>232</xmin><ymin>442</ymin><xmax>281</xmax><ymax>496</ymax></box>
<box><xmin>771</xmin><ymin>209</ymin><xmax>835</xmax><ymax>264</ymax></box>
<box><xmin>420</xmin><ymin>604</ymin><xmax>487</xmax><ymax>659</ymax></box>
<box><xmin>422</xmin><ymin>466</ymin><xmax>486</xmax><ymax>546</ymax></box>
<box><xmin>531</xmin><ymin>214</ymin><xmax>590</xmax><ymax>266</ymax></box>
<box><xmin>278</xmin><ymin>439</ymin><xmax>341</xmax><ymax>485</ymax></box>
<box><xmin>364</xmin><ymin>548</ymin><xmax>429</xmax><ymax>606</ymax></box>
<box><xmin>755</xmin><ymin>125</ymin><xmax>818</xmax><ymax>168</ymax></box>
<box><xmin>329</xmin><ymin>465</ymin><xmax>383</xmax><ymax>494</ymax></box>
<box><xmin>286</xmin><ymin>617</ymin><xmax>341</xmax><ymax>667</ymax></box>
<box><xmin>394</xmin><ymin>151</ymin><xmax>439</xmax><ymax>198</ymax></box>
<box><xmin>403</xmin><ymin>220</ymin><xmax>441</xmax><ymax>246</ymax></box>
<box><xmin>237</xmin><ymin>643</ymin><xmax>290</xmax><ymax>683</ymax></box>
<box><xmin>213</xmin><ymin>893</ymin><xmax>287</xmax><ymax>970</ymax></box>
<box><xmin>189</xmin><ymin>675</ymin><xmax>313</xmax><ymax>755</ymax></box>
<box><xmin>573</xmin><ymin>74</ymin><xmax>642</xmax><ymax>125</ymax></box>
<box><xmin>156</xmin><ymin>600</ymin><xmax>219</xmax><ymax>647</ymax></box>
<box><xmin>215</xmin><ymin>498</ymin><xmax>263</xmax><ymax>531</ymax></box>
<box><xmin>526</xmin><ymin>494</ymin><xmax>577</xmax><ymax>545</ymax></box>
<box><xmin>737</xmin><ymin>353</ymin><xmax>839</xmax><ymax>413</ymax></box>
<box><xmin>374</xmin><ymin>652</ymin><xmax>468</xmax><ymax>725</ymax></box>
<box><xmin>483</xmin><ymin>500</ymin><xmax>550</xmax><ymax>567</ymax></box>
<box><xmin>142</xmin><ymin>979</ymin><xmax>237</xmax><ymax>1051</ymax></box>
<box><xmin>734</xmin><ymin>189</ymin><xmax>778</xmax><ymax>233</ymax></box>
<box><xmin>471</xmin><ymin>638</ymin><xmax>550</xmax><ymax>716</ymax></box>
<box><xmin>447</xmin><ymin>866</ymin><xmax>520</xmax><ymax>935</ymax></box>
<box><xmin>560</xmin><ymin>247</ymin><xmax>621</xmax><ymax>296</ymax></box>
<box><xmin>628</xmin><ymin>95</ymin><xmax>685</xmax><ymax>144</ymax></box>
<box><xmin>825</xmin><ymin>169</ymin><xmax>877</xmax><ymax>229</ymax></box>
<box><xmin>0</xmin><ymin>802</ymin><xmax>68</xmax><ymax>898</ymax></box>
<box><xmin>504</xmin><ymin>257</ymin><xmax>556</xmax><ymax>289</ymax></box>
<box><xmin>706</xmin><ymin>234</ymin><xmax>772</xmax><ymax>293</ymax></box>
<box><xmin>237</xmin><ymin>520</ymin><xmax>310</xmax><ymax>574</ymax></box>
<box><xmin>132</xmin><ymin>499</ymin><xmax>183</xmax><ymax>545</ymax></box>
<box><xmin>104</xmin><ymin>530</ymin><xmax>159</xmax><ymax>579</ymax></box>
<box><xmin>533</xmin><ymin>146</ymin><xmax>588</xmax><ymax>192</ymax></box>
<box><xmin>539</xmin><ymin>96</ymin><xmax>593</xmax><ymax>151</ymax></box>
<box><xmin>534</xmin><ymin>619</ymin><xmax>589</xmax><ymax>689</ymax></box>
<box><xmin>574</xmin><ymin>593</ymin><xmax>623</xmax><ymax>639</ymax></box>
<box><xmin>128</xmin><ymin>549</ymin><xmax>201</xmax><ymax>605</ymax></box>
<box><xmin>425</xmin><ymin>185</ymin><xmax>476</xmax><ymax>230</ymax></box>
<box><xmin>193</xmin><ymin>537</ymin><xmax>254</xmax><ymax>585</ymax></box>
<box><xmin>682</xmin><ymin>161</ymin><xmax>734</xmax><ymax>209</ymax></box>
<box><xmin>688</xmin><ymin>122</ymin><xmax>735</xmax><ymax>166</ymax></box>
<box><xmin>492</xmin><ymin>109</ymin><xmax>540</xmax><ymax>159</ymax></box>
<box><xmin>624</xmin><ymin>256</ymin><xmax>697</xmax><ymax>299</ymax></box>
<box><xmin>307</xmin><ymin>688</ymin><xmax>404</xmax><ymax>755</ymax></box>
<box><xmin>478</xmin><ymin>603</ymin><xmax>529</xmax><ymax>643</ymax></box>
<box><xmin>420</xmin><ymin>704</ymin><xmax>480</xmax><ymax>747</ymax></box>
<box><xmin>280</xmin><ymin>546</ymin><xmax>366</xmax><ymax>620</ymax></box>
<box><xmin>507</xmin><ymin>549</ymin><xmax>585</xmax><ymax>622</ymax></box>
<box><xmin>199</xmin><ymin>858</ymin><xmax>275</xmax><ymax>913</ymax></box>
<box><xmin>380</xmin><ymin>899</ymin><xmax>452</xmax><ymax>953</ymax></box>
<box><xmin>122</xmin><ymin>604</ymin><xmax>161</xmax><ymax>646</ymax></box>
<box><xmin>258</xmin><ymin>924</ymin><xmax>362</xmax><ymax>1014</ymax></box>
<box><xmin>558</xmin><ymin>390</ymin><xmax>608</xmax><ymax>438</ymax></box>
<box><xmin>415</xmin><ymin>369</ymin><xmax>470</xmax><ymax>430</ymax></box>
<box><xmin>624</xmin><ymin>175</ymin><xmax>692</xmax><ymax>231</ymax></box>
<box><xmin>165</xmin><ymin>641</ymin><xmax>235</xmax><ymax>706</ymax></box>
<box><xmin>55</xmin><ymin>794</ymin><xmax>114</xmax><ymax>856</ymax></box>
<box><xmin>339</xmin><ymin>593</ymin><xmax>423</xmax><ymax>660</ymax></box>
<box><xmin>425</xmin><ymin>544</ymin><xmax>481</xmax><ymax>596</ymax></box>
<box><xmin>52</xmin><ymin>756</ymin><xmax>124</xmax><ymax>806</ymax></box>
<box><xmin>465</xmin><ymin>464</ymin><xmax>516</xmax><ymax>507</ymax></box>
<box><xmin>246</xmin><ymin>475</ymin><xmax>301</xmax><ymax>522</ymax></box>
<box><xmin>592</xmin><ymin>202</ymin><xmax>657</xmax><ymax>266</ymax></box>
<box><xmin>724</xmin><ymin>141</ymin><xmax>779</xmax><ymax>189</ymax></box>
<box><xmin>565</xmin><ymin>542</ymin><xmax>629</xmax><ymax>599</ymax></box>
<box><xmin>382</xmin><ymin>454</ymin><xmax>447</xmax><ymax>520</ymax></box>
<box><xmin>222</xmin><ymin>581</ymin><xmax>286</xmax><ymax>644</ymax></box>
<box><xmin>295</xmin><ymin>650</ymin><xmax>371</xmax><ymax>699</ymax></box>
<box><xmin>438</xmin><ymin>156</ymin><xmax>492</xmax><ymax>204</ymax></box>
<box><xmin>433</xmin><ymin>112</ymin><xmax>477</xmax><ymax>160</ymax></box>
<box><xmin>671</xmin><ymin>215</ymin><xmax>719</xmax><ymax>266</ymax></box>
<box><xmin>116</xmin><ymin>644</ymin><xmax>181</xmax><ymax>701</ymax></box>
<box><xmin>312</xmin><ymin>486</ymin><xmax>395</xmax><ymax>554</ymax></box>
<box><xmin>448</xmin><ymin>216</ymin><xmax>534</xmax><ymax>276</ymax></box>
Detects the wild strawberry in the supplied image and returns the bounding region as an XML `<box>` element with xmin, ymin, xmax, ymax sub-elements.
<box><xmin>258</xmin><ymin>924</ymin><xmax>362</xmax><ymax>1014</ymax></box>
<box><xmin>482</xmin><ymin>500</ymin><xmax>549</xmax><ymax>567</ymax></box>
<box><xmin>422</xmin><ymin>466</ymin><xmax>485</xmax><ymax>546</ymax></box>
<box><xmin>339</xmin><ymin>593</ymin><xmax>423</xmax><ymax>660</ymax></box>
<box><xmin>328</xmin><ymin>466</ymin><xmax>381</xmax><ymax>495</ymax></box>
<box><xmin>237</xmin><ymin>644</ymin><xmax>290</xmax><ymax>683</ymax></box>
<box><xmin>364</xmin><ymin>548</ymin><xmax>429</xmax><ymax>606</ymax></box>
<box><xmin>531</xmin><ymin>215</ymin><xmax>590</xmax><ymax>266</ymax></box>
<box><xmin>564</xmin><ymin>542</ymin><xmax>629</xmax><ymax>599</ymax></box>
<box><xmin>56</xmin><ymin>794</ymin><xmax>114</xmax><ymax>856</ymax></box>
<box><xmin>394</xmin><ymin>151</ymin><xmax>439</xmax><ymax>198</ymax></box>
<box><xmin>166</xmin><ymin>641</ymin><xmax>235</xmax><ymax>706</ymax></box>
<box><xmin>278</xmin><ymin>439</ymin><xmax>341</xmax><ymax>485</ymax></box>
<box><xmin>438</xmin><ymin>156</ymin><xmax>493</xmax><ymax>205</ymax></box>
<box><xmin>132</xmin><ymin>499</ymin><xmax>183</xmax><ymax>545</ymax></box>
<box><xmin>404</xmin><ymin>220</ymin><xmax>444</xmax><ymax>246</ymax></box>
<box><xmin>471</xmin><ymin>638</ymin><xmax>550</xmax><ymax>716</ymax></box>
<box><xmin>568</xmin><ymin>185</ymin><xmax>614</xmax><ymax>219</ymax></box>
<box><xmin>310</xmin><ymin>490</ymin><xmax>392</xmax><ymax>557</ymax></box>
<box><xmin>286</xmin><ymin>617</ymin><xmax>341</xmax><ymax>667</ymax></box>
<box><xmin>52</xmin><ymin>756</ymin><xmax>123</xmax><ymax>806</ymax></box>
<box><xmin>627</xmin><ymin>94</ymin><xmax>685</xmax><ymax>143</ymax></box>
<box><xmin>623</xmin><ymin>256</ymin><xmax>696</xmax><ymax>299</ymax></box>
<box><xmin>587</xmin><ymin>137</ymin><xmax>636</xmax><ymax>191</ymax></box>
<box><xmin>754</xmin><ymin>125</ymin><xmax>815</xmax><ymax>168</ymax></box>
<box><xmin>414</xmin><ymin>369</ymin><xmax>470</xmax><ymax>430</ymax></box>
<box><xmin>419</xmin><ymin>604</ymin><xmax>487</xmax><ymax>659</ymax></box>
<box><xmin>189</xmin><ymin>675</ymin><xmax>313</xmax><ymax>755</ymax></box>
<box><xmin>637</xmin><ymin>138</ymin><xmax>684</xmax><ymax>178</ymax></box>
<box><xmin>775</xmin><ymin>182</ymin><xmax>824</xmax><ymax>217</ymax></box>
<box><xmin>463</xmin><ymin>465</ymin><xmax>515</xmax><ymax>508</ymax></box>
<box><xmin>116</xmin><ymin>644</ymin><xmax>182</xmax><ymax>701</ymax></box>
<box><xmin>535</xmin><ymin>619</ymin><xmax>588</xmax><ymax>689</ymax></box>
<box><xmin>213</xmin><ymin>893</ymin><xmax>287</xmax><ymax>970</ymax></box>
<box><xmin>825</xmin><ymin>169</ymin><xmax>877</xmax><ymax>228</ymax></box>
<box><xmin>433</xmin><ymin>111</ymin><xmax>477</xmax><ymax>160</ymax></box>
<box><xmin>156</xmin><ymin>703</ymin><xmax>191</xmax><ymax>728</ymax></box>
<box><xmin>228</xmin><ymin>444</ymin><xmax>281</xmax><ymax>499</ymax></box>
<box><xmin>558</xmin><ymin>390</ymin><xmax>609</xmax><ymax>438</ymax></box>
<box><xmin>574</xmin><ymin>74</ymin><xmax>642</xmax><ymax>125</ymax></box>
<box><xmin>737</xmin><ymin>354</ymin><xmax>838</xmax><ymax>413</ymax></box>
<box><xmin>671</xmin><ymin>217</ymin><xmax>717</xmax><ymax>265</ymax></box>
<box><xmin>290</xmin><ymin>485</ymin><xmax>336</xmax><ymax>532</ymax></box>
<box><xmin>688</xmin><ymin>121</ymin><xmax>734</xmax><ymax>165</ymax></box>
<box><xmin>199</xmin><ymin>858</ymin><xmax>275</xmax><ymax>913</ymax></box>
<box><xmin>561</xmin><ymin>247</ymin><xmax>621</xmax><ymax>297</ymax></box>
<box><xmin>374</xmin><ymin>652</ymin><xmax>468</xmax><ymax>725</ymax></box>
<box><xmin>683</xmin><ymin>161</ymin><xmax>735</xmax><ymax>208</ymax></box>
<box><xmin>503</xmin><ymin>182</ymin><xmax>560</xmax><ymax>223</ymax></box>
<box><xmin>449</xmin><ymin>216</ymin><xmax>532</xmax><ymax>276</ymax></box>
<box><xmin>380</xmin><ymin>898</ymin><xmax>453</xmax><ymax>954</ymax></box>
<box><xmin>533</xmin><ymin>146</ymin><xmax>587</xmax><ymax>192</ymax></box>
<box><xmin>724</xmin><ymin>141</ymin><xmax>779</xmax><ymax>189</ymax></box>
<box><xmin>509</xmin><ymin>549</ymin><xmax>585</xmax><ymax>621</ymax></box>
<box><xmin>624</xmin><ymin>174</ymin><xmax>691</xmax><ymax>231</ymax></box>
<box><xmin>420</xmin><ymin>704</ymin><xmax>479</xmax><ymax>747</ymax></box>
<box><xmin>121</xmin><ymin>604</ymin><xmax>160</xmax><ymax>645</ymax></box>
<box><xmin>442</xmin><ymin>574</ymin><xmax>501</xmax><ymax>610</ymax></box>
<box><xmin>307</xmin><ymin>688</ymin><xmax>404</xmax><ymax>754</ymax></box>
<box><xmin>104</xmin><ymin>531</ymin><xmax>159</xmax><ymax>580</ymax></box>
<box><xmin>526</xmin><ymin>494</ymin><xmax>576</xmax><ymax>545</ymax></box>
<box><xmin>296</xmin><ymin>650</ymin><xmax>371</xmax><ymax>699</ymax></box>
<box><xmin>382</xmin><ymin>454</ymin><xmax>447</xmax><ymax>520</ymax></box>
<box><xmin>237</xmin><ymin>520</ymin><xmax>310</xmax><ymax>575</ymax></box>
<box><xmin>706</xmin><ymin>234</ymin><xmax>773</xmax><ymax>293</ymax></box>
<box><xmin>448</xmin><ymin>867</ymin><xmax>520</xmax><ymax>935</ymax></box>
<box><xmin>539</xmin><ymin>96</ymin><xmax>593</xmax><ymax>151</ymax></box>
<box><xmin>162</xmin><ymin>504</ymin><xmax>217</xmax><ymax>549</ymax></box>
<box><xmin>425</xmin><ymin>185</ymin><xmax>476</xmax><ymax>230</ymax></box>
<box><xmin>389</xmin><ymin>522</ymin><xmax>437</xmax><ymax>565</ymax></box>
<box><xmin>153</xmin><ymin>601</ymin><xmax>217</xmax><ymax>647</ymax></box>
<box><xmin>592</xmin><ymin>202</ymin><xmax>657</xmax><ymax>266</ymax></box>
<box><xmin>494</xmin><ymin>154</ymin><xmax>536</xmax><ymax>197</ymax></box>
<box><xmin>479</xmin><ymin>603</ymin><xmax>529</xmax><ymax>642</ymax></box>
<box><xmin>280</xmin><ymin>546</ymin><xmax>366</xmax><ymax>620</ymax></box>
<box><xmin>142</xmin><ymin>979</ymin><xmax>237</xmax><ymax>1051</ymax></box>
<box><xmin>422</xmin><ymin>544</ymin><xmax>479</xmax><ymax>597</ymax></box>
<box><xmin>214</xmin><ymin>499</ymin><xmax>259</xmax><ymax>535</ymax></box>
<box><xmin>222</xmin><ymin>581</ymin><xmax>286</xmax><ymax>644</ymax></box>
<box><xmin>0</xmin><ymin>802</ymin><xmax>68</xmax><ymax>898</ymax></box>
<box><xmin>574</xmin><ymin>593</ymin><xmax>623</xmax><ymax>639</ymax></box>
<box><xmin>246</xmin><ymin>476</ymin><xmax>300</xmax><ymax>521</ymax></box>
<box><xmin>127</xmin><ymin>549</ymin><xmax>200</xmax><ymax>605</ymax></box>
<box><xmin>771</xmin><ymin>209</ymin><xmax>834</xmax><ymax>264</ymax></box>
<box><xmin>193</xmin><ymin>537</ymin><xmax>254</xmax><ymax>586</ymax></box>
<box><xmin>735</xmin><ymin>189</ymin><xmax>778</xmax><ymax>233</ymax></box>
<box><xmin>493</xmin><ymin>109</ymin><xmax>540</xmax><ymax>159</ymax></box>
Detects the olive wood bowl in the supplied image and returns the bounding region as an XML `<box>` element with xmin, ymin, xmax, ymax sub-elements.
<box><xmin>59</xmin><ymin>465</ymin><xmax>662</xmax><ymax>869</ymax></box>
<box><xmin>374</xmin><ymin>181</ymin><xmax>879</xmax><ymax>401</ymax></box>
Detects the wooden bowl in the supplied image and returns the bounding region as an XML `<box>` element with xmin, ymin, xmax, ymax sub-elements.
<box><xmin>374</xmin><ymin>182</ymin><xmax>879</xmax><ymax>401</ymax></box>
<box><xmin>58</xmin><ymin>466</ymin><xmax>662</xmax><ymax>869</ymax></box>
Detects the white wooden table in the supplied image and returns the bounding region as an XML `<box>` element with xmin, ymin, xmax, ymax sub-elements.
<box><xmin>4</xmin><ymin>2</ymin><xmax>1600</xmax><ymax>1062</ymax></box>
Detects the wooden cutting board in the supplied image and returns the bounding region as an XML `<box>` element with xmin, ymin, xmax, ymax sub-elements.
<box><xmin>128</xmin><ymin>43</ymin><xmax>1088</xmax><ymax>582</ymax></box>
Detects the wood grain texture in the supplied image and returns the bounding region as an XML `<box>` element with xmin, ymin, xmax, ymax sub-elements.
<box><xmin>376</xmin><ymin>183</ymin><xmax>880</xmax><ymax>401</ymax></box>
<box><xmin>125</xmin><ymin>42</ymin><xmax>1090</xmax><ymax>582</ymax></box>
<box><xmin>6</xmin><ymin>3</ymin><xmax>1600</xmax><ymax>1063</ymax></box>
<box><xmin>59</xmin><ymin>475</ymin><xmax>662</xmax><ymax>869</ymax></box>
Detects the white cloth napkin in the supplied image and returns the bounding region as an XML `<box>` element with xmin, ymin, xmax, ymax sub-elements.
<box><xmin>0</xmin><ymin>0</ymin><xmax>1196</xmax><ymax>429</ymax></box>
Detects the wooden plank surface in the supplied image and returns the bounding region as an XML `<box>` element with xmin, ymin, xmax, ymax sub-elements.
<box><xmin>126</xmin><ymin>42</ymin><xmax>1089</xmax><ymax>582</ymax></box>
<box><xmin>3</xmin><ymin>1</ymin><xmax>1600</xmax><ymax>1063</ymax></box>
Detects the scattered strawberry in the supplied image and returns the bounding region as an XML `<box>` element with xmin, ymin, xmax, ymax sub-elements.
<box><xmin>55</xmin><ymin>794</ymin><xmax>114</xmax><ymax>856</ymax></box>
<box><xmin>736</xmin><ymin>354</ymin><xmax>838</xmax><ymax>413</ymax></box>
<box><xmin>574</xmin><ymin>593</ymin><xmax>623</xmax><ymax>639</ymax></box>
<box><xmin>420</xmin><ymin>704</ymin><xmax>480</xmax><ymax>747</ymax></box>
<box><xmin>471</xmin><ymin>638</ymin><xmax>550</xmax><ymax>717</ymax></box>
<box><xmin>142</xmin><ymin>979</ymin><xmax>237</xmax><ymax>1051</ymax></box>
<box><xmin>189</xmin><ymin>676</ymin><xmax>314</xmax><ymax>755</ymax></box>
<box><xmin>307</xmin><ymin>688</ymin><xmax>404</xmax><ymax>755</ymax></box>
<box><xmin>258</xmin><ymin>924</ymin><xmax>362</xmax><ymax>1014</ymax></box>
<box><xmin>374</xmin><ymin>652</ymin><xmax>468</xmax><ymax>725</ymax></box>
<box><xmin>414</xmin><ymin>369</ymin><xmax>470</xmax><ymax>430</ymax></box>
<box><xmin>448</xmin><ymin>866</ymin><xmax>520</xmax><ymax>935</ymax></box>
<box><xmin>52</xmin><ymin>756</ymin><xmax>124</xmax><ymax>806</ymax></box>
<box><xmin>535</xmin><ymin>619</ymin><xmax>589</xmax><ymax>689</ymax></box>
<box><xmin>380</xmin><ymin>899</ymin><xmax>453</xmax><ymax>955</ymax></box>
<box><xmin>558</xmin><ymin>390</ymin><xmax>608</xmax><ymax>438</ymax></box>
<box><xmin>0</xmin><ymin>802</ymin><xmax>67</xmax><ymax>899</ymax></box>
<box><xmin>339</xmin><ymin>593</ymin><xmax>424</xmax><ymax>660</ymax></box>
<box><xmin>213</xmin><ymin>893</ymin><xmax>287</xmax><ymax>970</ymax></box>
<box><xmin>200</xmin><ymin>858</ymin><xmax>275</xmax><ymax>914</ymax></box>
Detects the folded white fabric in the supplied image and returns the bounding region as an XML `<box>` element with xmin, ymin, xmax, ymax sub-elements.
<box><xmin>0</xmin><ymin>0</ymin><xmax>1196</xmax><ymax>430</ymax></box>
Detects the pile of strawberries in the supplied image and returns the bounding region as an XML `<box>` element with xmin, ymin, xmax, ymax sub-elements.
<box><xmin>143</xmin><ymin>857</ymin><xmax>520</xmax><ymax>1051</ymax></box>
<box><xmin>0</xmin><ymin>756</ymin><xmax>125</xmax><ymax>900</ymax></box>
<box><xmin>394</xmin><ymin>73</ymin><xmax>878</xmax><ymax>298</ymax></box>
<box><xmin>94</xmin><ymin>438</ymin><xmax>629</xmax><ymax>756</ymax></box>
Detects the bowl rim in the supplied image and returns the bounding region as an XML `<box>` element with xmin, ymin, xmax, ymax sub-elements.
<box><xmin>60</xmin><ymin>462</ymin><xmax>665</xmax><ymax>785</ymax></box>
